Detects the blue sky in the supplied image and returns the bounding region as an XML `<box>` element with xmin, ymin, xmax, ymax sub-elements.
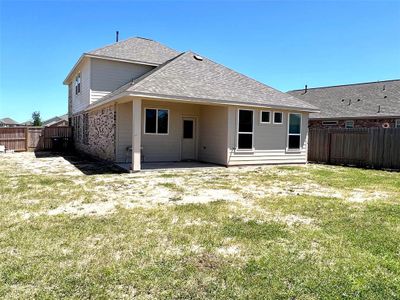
<box><xmin>1</xmin><ymin>0</ymin><xmax>399</xmax><ymax>122</ymax></box>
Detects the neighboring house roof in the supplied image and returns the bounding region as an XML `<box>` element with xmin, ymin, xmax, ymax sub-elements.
<box><xmin>288</xmin><ymin>79</ymin><xmax>400</xmax><ymax>119</ymax></box>
<box><xmin>20</xmin><ymin>120</ymin><xmax>33</xmax><ymax>126</ymax></box>
<box><xmin>87</xmin><ymin>37</ymin><xmax>180</xmax><ymax>65</ymax></box>
<box><xmin>42</xmin><ymin>114</ymin><xmax>68</xmax><ymax>127</ymax></box>
<box><xmin>0</xmin><ymin>117</ymin><xmax>19</xmax><ymax>125</ymax></box>
<box><xmin>88</xmin><ymin>51</ymin><xmax>318</xmax><ymax>112</ymax></box>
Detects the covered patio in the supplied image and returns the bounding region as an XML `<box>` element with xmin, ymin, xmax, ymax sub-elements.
<box><xmin>115</xmin><ymin>97</ymin><xmax>230</xmax><ymax>171</ymax></box>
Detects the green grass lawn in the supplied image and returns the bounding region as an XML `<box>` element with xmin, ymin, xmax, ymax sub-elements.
<box><xmin>1</xmin><ymin>153</ymin><xmax>399</xmax><ymax>299</ymax></box>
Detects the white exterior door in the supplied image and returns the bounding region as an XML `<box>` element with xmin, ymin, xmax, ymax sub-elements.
<box><xmin>181</xmin><ymin>118</ymin><xmax>196</xmax><ymax>161</ymax></box>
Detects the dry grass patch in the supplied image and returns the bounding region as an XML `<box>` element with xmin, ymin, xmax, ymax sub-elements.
<box><xmin>1</xmin><ymin>152</ymin><xmax>399</xmax><ymax>298</ymax></box>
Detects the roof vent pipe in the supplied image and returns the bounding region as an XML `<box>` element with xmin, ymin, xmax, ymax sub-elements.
<box><xmin>116</xmin><ymin>31</ymin><xmax>119</xmax><ymax>42</ymax></box>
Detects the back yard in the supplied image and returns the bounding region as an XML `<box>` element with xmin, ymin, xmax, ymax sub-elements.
<box><xmin>1</xmin><ymin>152</ymin><xmax>399</xmax><ymax>299</ymax></box>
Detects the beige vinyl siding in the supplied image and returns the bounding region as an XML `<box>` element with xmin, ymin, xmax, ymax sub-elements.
<box><xmin>227</xmin><ymin>150</ymin><xmax>307</xmax><ymax>165</ymax></box>
<box><xmin>141</xmin><ymin>100</ymin><xmax>200</xmax><ymax>162</ymax></box>
<box><xmin>227</xmin><ymin>106</ymin><xmax>309</xmax><ymax>165</ymax></box>
<box><xmin>115</xmin><ymin>99</ymin><xmax>309</xmax><ymax>165</ymax></box>
<box><xmin>198</xmin><ymin>105</ymin><xmax>228</xmax><ymax>165</ymax></box>
<box><xmin>71</xmin><ymin>59</ymin><xmax>91</xmax><ymax>114</ymax></box>
<box><xmin>116</xmin><ymin>100</ymin><xmax>201</xmax><ymax>163</ymax></box>
<box><xmin>90</xmin><ymin>58</ymin><xmax>154</xmax><ymax>103</ymax></box>
<box><xmin>116</xmin><ymin>101</ymin><xmax>133</xmax><ymax>162</ymax></box>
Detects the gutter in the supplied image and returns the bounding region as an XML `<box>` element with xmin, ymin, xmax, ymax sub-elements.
<box><xmin>85</xmin><ymin>90</ymin><xmax>320</xmax><ymax>113</ymax></box>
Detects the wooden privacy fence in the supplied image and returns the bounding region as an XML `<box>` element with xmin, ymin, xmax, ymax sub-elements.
<box><xmin>308</xmin><ymin>128</ymin><xmax>400</xmax><ymax>170</ymax></box>
<box><xmin>0</xmin><ymin>126</ymin><xmax>73</xmax><ymax>152</ymax></box>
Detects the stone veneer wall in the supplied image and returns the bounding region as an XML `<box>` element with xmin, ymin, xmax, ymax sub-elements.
<box><xmin>73</xmin><ymin>104</ymin><xmax>116</xmax><ymax>161</ymax></box>
<box><xmin>309</xmin><ymin>118</ymin><xmax>399</xmax><ymax>129</ymax></box>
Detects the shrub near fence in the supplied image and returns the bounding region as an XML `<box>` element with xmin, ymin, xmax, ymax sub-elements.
<box><xmin>0</xmin><ymin>126</ymin><xmax>72</xmax><ymax>152</ymax></box>
<box><xmin>308</xmin><ymin>128</ymin><xmax>400</xmax><ymax>170</ymax></box>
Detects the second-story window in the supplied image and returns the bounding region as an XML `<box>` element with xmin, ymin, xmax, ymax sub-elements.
<box><xmin>75</xmin><ymin>73</ymin><xmax>81</xmax><ymax>95</ymax></box>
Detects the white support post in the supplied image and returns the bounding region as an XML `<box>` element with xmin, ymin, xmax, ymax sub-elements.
<box><xmin>131</xmin><ymin>98</ymin><xmax>142</xmax><ymax>172</ymax></box>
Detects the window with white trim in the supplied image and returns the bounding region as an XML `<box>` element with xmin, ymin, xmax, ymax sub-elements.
<box><xmin>322</xmin><ymin>121</ymin><xmax>338</xmax><ymax>126</ymax></box>
<box><xmin>395</xmin><ymin>119</ymin><xmax>400</xmax><ymax>128</ymax></box>
<box><xmin>237</xmin><ymin>109</ymin><xmax>253</xmax><ymax>150</ymax></box>
<box><xmin>260</xmin><ymin>111</ymin><xmax>271</xmax><ymax>123</ymax></box>
<box><xmin>145</xmin><ymin>108</ymin><xmax>169</xmax><ymax>134</ymax></box>
<box><xmin>75</xmin><ymin>73</ymin><xmax>81</xmax><ymax>95</ymax></box>
<box><xmin>345</xmin><ymin>120</ymin><xmax>354</xmax><ymax>128</ymax></box>
<box><xmin>273</xmin><ymin>112</ymin><xmax>283</xmax><ymax>124</ymax></box>
<box><xmin>288</xmin><ymin>113</ymin><xmax>301</xmax><ymax>150</ymax></box>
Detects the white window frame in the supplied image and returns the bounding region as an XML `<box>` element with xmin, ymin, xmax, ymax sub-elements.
<box><xmin>236</xmin><ymin>109</ymin><xmax>254</xmax><ymax>151</ymax></box>
<box><xmin>287</xmin><ymin>113</ymin><xmax>302</xmax><ymax>152</ymax></box>
<box><xmin>273</xmin><ymin>111</ymin><xmax>283</xmax><ymax>124</ymax></box>
<box><xmin>260</xmin><ymin>110</ymin><xmax>271</xmax><ymax>124</ymax></box>
<box><xmin>395</xmin><ymin>119</ymin><xmax>400</xmax><ymax>128</ymax></box>
<box><xmin>345</xmin><ymin>120</ymin><xmax>354</xmax><ymax>129</ymax></box>
<box><xmin>75</xmin><ymin>73</ymin><xmax>81</xmax><ymax>95</ymax></box>
<box><xmin>322</xmin><ymin>121</ymin><xmax>338</xmax><ymax>126</ymax></box>
<box><xmin>143</xmin><ymin>108</ymin><xmax>170</xmax><ymax>135</ymax></box>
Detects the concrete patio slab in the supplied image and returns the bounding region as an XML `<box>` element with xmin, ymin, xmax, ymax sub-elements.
<box><xmin>116</xmin><ymin>161</ymin><xmax>223</xmax><ymax>172</ymax></box>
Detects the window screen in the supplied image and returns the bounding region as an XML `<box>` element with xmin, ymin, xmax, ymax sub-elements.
<box><xmin>345</xmin><ymin>120</ymin><xmax>354</xmax><ymax>128</ymax></box>
<box><xmin>183</xmin><ymin>120</ymin><xmax>193</xmax><ymax>139</ymax></box>
<box><xmin>288</xmin><ymin>135</ymin><xmax>300</xmax><ymax>149</ymax></box>
<box><xmin>288</xmin><ymin>113</ymin><xmax>301</xmax><ymax>150</ymax></box>
<box><xmin>289</xmin><ymin>113</ymin><xmax>301</xmax><ymax>134</ymax></box>
<box><xmin>239</xmin><ymin>110</ymin><xmax>253</xmax><ymax>132</ymax></box>
<box><xmin>145</xmin><ymin>109</ymin><xmax>157</xmax><ymax>133</ymax></box>
<box><xmin>75</xmin><ymin>73</ymin><xmax>81</xmax><ymax>95</ymax></box>
<box><xmin>157</xmin><ymin>109</ymin><xmax>168</xmax><ymax>134</ymax></box>
<box><xmin>274</xmin><ymin>112</ymin><xmax>283</xmax><ymax>124</ymax></box>
<box><xmin>145</xmin><ymin>109</ymin><xmax>169</xmax><ymax>134</ymax></box>
<box><xmin>238</xmin><ymin>110</ymin><xmax>253</xmax><ymax>149</ymax></box>
<box><xmin>261</xmin><ymin>111</ymin><xmax>270</xmax><ymax>123</ymax></box>
<box><xmin>238</xmin><ymin>134</ymin><xmax>252</xmax><ymax>149</ymax></box>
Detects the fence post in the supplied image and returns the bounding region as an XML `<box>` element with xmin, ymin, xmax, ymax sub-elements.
<box><xmin>25</xmin><ymin>127</ymin><xmax>28</xmax><ymax>151</ymax></box>
<box><xmin>327</xmin><ymin>131</ymin><xmax>332</xmax><ymax>164</ymax></box>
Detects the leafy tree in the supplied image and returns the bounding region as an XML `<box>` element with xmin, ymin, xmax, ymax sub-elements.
<box><xmin>32</xmin><ymin>111</ymin><xmax>42</xmax><ymax>126</ymax></box>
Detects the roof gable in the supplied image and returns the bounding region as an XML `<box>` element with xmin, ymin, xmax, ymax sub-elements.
<box><xmin>288</xmin><ymin>80</ymin><xmax>400</xmax><ymax>119</ymax></box>
<box><xmin>42</xmin><ymin>114</ymin><xmax>68</xmax><ymax>126</ymax></box>
<box><xmin>87</xmin><ymin>37</ymin><xmax>180</xmax><ymax>65</ymax></box>
<box><xmin>0</xmin><ymin>117</ymin><xmax>19</xmax><ymax>125</ymax></box>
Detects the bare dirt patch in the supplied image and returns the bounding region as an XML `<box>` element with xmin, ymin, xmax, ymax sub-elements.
<box><xmin>216</xmin><ymin>245</ymin><xmax>241</xmax><ymax>256</ymax></box>
<box><xmin>348</xmin><ymin>189</ymin><xmax>389</xmax><ymax>203</ymax></box>
<box><xmin>1</xmin><ymin>152</ymin><xmax>392</xmax><ymax>220</ymax></box>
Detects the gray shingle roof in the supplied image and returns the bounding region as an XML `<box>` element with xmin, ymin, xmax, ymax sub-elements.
<box><xmin>87</xmin><ymin>37</ymin><xmax>181</xmax><ymax>65</ymax></box>
<box><xmin>20</xmin><ymin>120</ymin><xmax>33</xmax><ymax>126</ymax></box>
<box><xmin>0</xmin><ymin>117</ymin><xmax>19</xmax><ymax>125</ymax></box>
<box><xmin>288</xmin><ymin>80</ymin><xmax>400</xmax><ymax>119</ymax></box>
<box><xmin>93</xmin><ymin>51</ymin><xmax>317</xmax><ymax>111</ymax></box>
<box><xmin>42</xmin><ymin>114</ymin><xmax>68</xmax><ymax>126</ymax></box>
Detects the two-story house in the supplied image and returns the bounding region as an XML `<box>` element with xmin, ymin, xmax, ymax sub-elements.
<box><xmin>63</xmin><ymin>37</ymin><xmax>318</xmax><ymax>171</ymax></box>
